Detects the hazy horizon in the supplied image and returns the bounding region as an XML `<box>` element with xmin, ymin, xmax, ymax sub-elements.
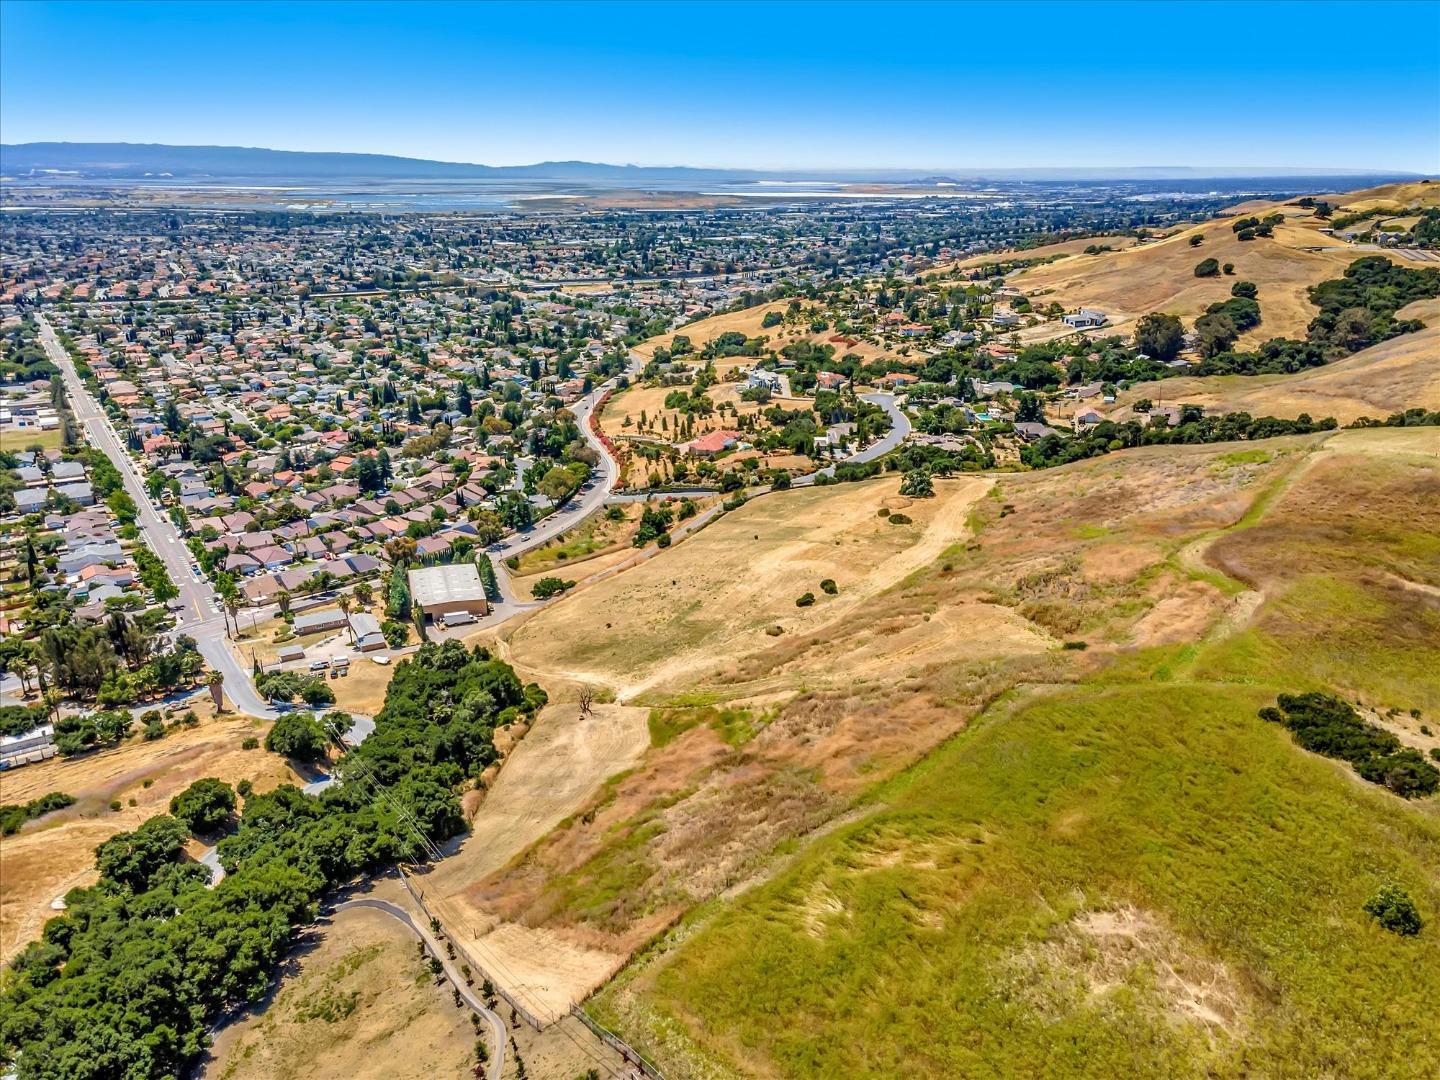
<box><xmin>3</xmin><ymin>0</ymin><xmax>1437</xmax><ymax>174</ymax></box>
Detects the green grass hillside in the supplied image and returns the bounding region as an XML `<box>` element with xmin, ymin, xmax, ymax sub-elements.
<box><xmin>590</xmin><ymin>429</ymin><xmax>1440</xmax><ymax>1080</ymax></box>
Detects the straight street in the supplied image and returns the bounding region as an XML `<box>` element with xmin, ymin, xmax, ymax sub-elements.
<box><xmin>36</xmin><ymin>314</ymin><xmax>275</xmax><ymax>719</ymax></box>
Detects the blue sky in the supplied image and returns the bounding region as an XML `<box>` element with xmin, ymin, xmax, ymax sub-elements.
<box><xmin>2</xmin><ymin>0</ymin><xmax>1437</xmax><ymax>172</ymax></box>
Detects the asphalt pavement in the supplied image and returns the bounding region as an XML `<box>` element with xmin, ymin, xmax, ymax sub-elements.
<box><xmin>36</xmin><ymin>314</ymin><xmax>275</xmax><ymax>719</ymax></box>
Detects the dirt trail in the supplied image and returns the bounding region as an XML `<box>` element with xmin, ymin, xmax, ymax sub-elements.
<box><xmin>419</xmin><ymin>700</ymin><xmax>650</xmax><ymax>1023</ymax></box>
<box><xmin>427</xmin><ymin>702</ymin><xmax>650</xmax><ymax>893</ymax></box>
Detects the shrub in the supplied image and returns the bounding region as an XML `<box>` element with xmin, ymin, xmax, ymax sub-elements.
<box><xmin>381</xmin><ymin>620</ymin><xmax>410</xmax><ymax>648</ymax></box>
<box><xmin>888</xmin><ymin>513</ymin><xmax>913</xmax><ymax>525</ymax></box>
<box><xmin>820</xmin><ymin>579</ymin><xmax>838</xmax><ymax>595</ymax></box>
<box><xmin>795</xmin><ymin>592</ymin><xmax>816</xmax><ymax>607</ymax></box>
<box><xmin>899</xmin><ymin>468</ymin><xmax>934</xmax><ymax>498</ymax></box>
<box><xmin>1364</xmin><ymin>884</ymin><xmax>1423</xmax><ymax>936</ymax></box>
<box><xmin>1062</xmin><ymin>640</ymin><xmax>1089</xmax><ymax>650</ymax></box>
<box><xmin>1194</xmin><ymin>258</ymin><xmax>1220</xmax><ymax>278</ymax></box>
<box><xmin>0</xmin><ymin>792</ymin><xmax>76</xmax><ymax>835</ymax></box>
<box><xmin>241</xmin><ymin>736</ymin><xmax>260</xmax><ymax>750</ymax></box>
<box><xmin>1260</xmin><ymin>692</ymin><xmax>1440</xmax><ymax>798</ymax></box>
<box><xmin>878</xmin><ymin>507</ymin><xmax>891</xmax><ymax>518</ymax></box>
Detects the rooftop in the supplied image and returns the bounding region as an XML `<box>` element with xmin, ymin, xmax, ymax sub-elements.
<box><xmin>408</xmin><ymin>562</ymin><xmax>485</xmax><ymax>607</ymax></box>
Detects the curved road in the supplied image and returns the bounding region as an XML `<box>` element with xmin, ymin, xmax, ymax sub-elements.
<box><xmin>487</xmin><ymin>351</ymin><xmax>644</xmax><ymax>561</ymax></box>
<box><xmin>334</xmin><ymin>896</ymin><xmax>507</xmax><ymax>1080</ymax></box>
<box><xmin>797</xmin><ymin>391</ymin><xmax>910</xmax><ymax>485</ymax></box>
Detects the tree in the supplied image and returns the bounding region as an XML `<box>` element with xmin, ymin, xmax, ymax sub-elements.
<box><xmin>169</xmin><ymin>778</ymin><xmax>236</xmax><ymax>834</ymax></box>
<box><xmin>387</xmin><ymin>571</ymin><xmax>412</xmax><ymax>619</ymax></box>
<box><xmin>95</xmin><ymin>814</ymin><xmax>189</xmax><ymax>891</ymax></box>
<box><xmin>531</xmin><ymin>576</ymin><xmax>574</xmax><ymax>600</ymax></box>
<box><xmin>1189</xmin><ymin>233</ymin><xmax>1204</xmax><ymax>247</ymax></box>
<box><xmin>1194</xmin><ymin>311</ymin><xmax>1239</xmax><ymax>358</ymax></box>
<box><xmin>265</xmin><ymin>711</ymin><xmax>328</xmax><ymax>762</ymax></box>
<box><xmin>276</xmin><ymin>590</ymin><xmax>292</xmax><ymax>616</ymax></box>
<box><xmin>1364</xmin><ymin>884</ymin><xmax>1423</xmax><ymax>936</ymax></box>
<box><xmin>470</xmin><ymin>510</ymin><xmax>506</xmax><ymax>546</ymax></box>
<box><xmin>1133</xmin><ymin>312</ymin><xmax>1185</xmax><ymax>362</ymax></box>
<box><xmin>537</xmin><ymin>464</ymin><xmax>578</xmax><ymax>506</ymax></box>
<box><xmin>1193</xmin><ymin>258</ymin><xmax>1221</xmax><ymax>278</ymax></box>
<box><xmin>1014</xmin><ymin>391</ymin><xmax>1043</xmax><ymax>423</ymax></box>
<box><xmin>353</xmin><ymin>581</ymin><xmax>374</xmax><ymax>607</ymax></box>
<box><xmin>899</xmin><ymin>468</ymin><xmax>934</xmax><ymax>498</ymax></box>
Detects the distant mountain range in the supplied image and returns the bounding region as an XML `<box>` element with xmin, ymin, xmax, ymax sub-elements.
<box><xmin>0</xmin><ymin>142</ymin><xmax>1425</xmax><ymax>185</ymax></box>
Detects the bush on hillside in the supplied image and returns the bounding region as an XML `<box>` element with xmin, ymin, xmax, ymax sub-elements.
<box><xmin>169</xmin><ymin>778</ymin><xmax>236</xmax><ymax>834</ymax></box>
<box><xmin>1259</xmin><ymin>692</ymin><xmax>1440</xmax><ymax>798</ymax></box>
<box><xmin>1364</xmin><ymin>884</ymin><xmax>1423</xmax><ymax>936</ymax></box>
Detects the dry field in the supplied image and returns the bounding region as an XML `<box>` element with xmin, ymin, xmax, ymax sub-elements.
<box><xmin>1111</xmin><ymin>297</ymin><xmax>1440</xmax><ymax>423</ymax></box>
<box><xmin>927</xmin><ymin>233</ymin><xmax>1143</xmax><ymax>276</ymax></box>
<box><xmin>0</xmin><ymin>702</ymin><xmax>298</xmax><ymax>960</ymax></box>
<box><xmin>1012</xmin><ymin>187</ymin><xmax>1421</xmax><ymax>342</ymax></box>
<box><xmin>204</xmin><ymin>899</ymin><xmax>477</xmax><ymax>1080</ymax></box>
<box><xmin>422</xmin><ymin>699</ymin><xmax>652</xmax><ymax>1022</ymax></box>
<box><xmin>504</xmin><ymin>474</ymin><xmax>1025</xmax><ymax>703</ymax></box>
<box><xmin>631</xmin><ymin>301</ymin><xmax>791</xmax><ymax>361</ymax></box>
<box><xmin>423</xmin><ymin>436</ymin><xmax>1358</xmax><ymax>1023</ymax></box>
<box><xmin>1327</xmin><ymin>179</ymin><xmax>1440</xmax><ymax>214</ymax></box>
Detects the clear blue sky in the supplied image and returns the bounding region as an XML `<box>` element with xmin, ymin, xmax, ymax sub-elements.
<box><xmin>3</xmin><ymin>0</ymin><xmax>1437</xmax><ymax>172</ymax></box>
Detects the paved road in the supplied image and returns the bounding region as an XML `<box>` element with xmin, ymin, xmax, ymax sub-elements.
<box><xmin>797</xmin><ymin>391</ymin><xmax>909</xmax><ymax>485</ymax></box>
<box><xmin>36</xmin><ymin>314</ymin><xmax>275</xmax><ymax>719</ymax></box>
<box><xmin>335</xmin><ymin>896</ymin><xmax>507</xmax><ymax>1080</ymax></box>
<box><xmin>488</xmin><ymin>351</ymin><xmax>645</xmax><ymax>561</ymax></box>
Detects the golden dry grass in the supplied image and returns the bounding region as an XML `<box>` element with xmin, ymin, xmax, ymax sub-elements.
<box><xmin>204</xmin><ymin>900</ymin><xmax>477</xmax><ymax>1080</ymax></box>
<box><xmin>631</xmin><ymin>301</ymin><xmax>790</xmax><ymax>360</ymax></box>
<box><xmin>927</xmin><ymin>233</ymin><xmax>1142</xmax><ymax>276</ymax></box>
<box><xmin>1112</xmin><ymin>297</ymin><xmax>1440</xmax><ymax>424</ymax></box>
<box><xmin>1014</xmin><ymin>208</ymin><xmax>1374</xmax><ymax>342</ymax></box>
<box><xmin>0</xmin><ymin>703</ymin><xmax>299</xmax><ymax>960</ymax></box>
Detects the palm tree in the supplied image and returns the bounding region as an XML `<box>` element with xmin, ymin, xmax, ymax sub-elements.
<box><xmin>207</xmin><ymin>669</ymin><xmax>225</xmax><ymax>712</ymax></box>
<box><xmin>276</xmin><ymin>590</ymin><xmax>292</xmax><ymax>616</ymax></box>
<box><xmin>338</xmin><ymin>595</ymin><xmax>354</xmax><ymax>645</ymax></box>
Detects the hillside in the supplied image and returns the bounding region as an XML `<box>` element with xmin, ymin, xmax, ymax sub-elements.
<box><xmin>1012</xmin><ymin>199</ymin><xmax>1383</xmax><ymax>342</ymax></box>
<box><xmin>411</xmin><ymin>426</ymin><xmax>1440</xmax><ymax>1079</ymax></box>
<box><xmin>571</xmin><ymin>427</ymin><xmax>1440</xmax><ymax>1078</ymax></box>
<box><xmin>1111</xmin><ymin>297</ymin><xmax>1440</xmax><ymax>423</ymax></box>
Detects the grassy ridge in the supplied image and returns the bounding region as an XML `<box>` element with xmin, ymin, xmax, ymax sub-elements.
<box><xmin>624</xmin><ymin>678</ymin><xmax>1440</xmax><ymax>1079</ymax></box>
<box><xmin>590</xmin><ymin>435</ymin><xmax>1440</xmax><ymax>1079</ymax></box>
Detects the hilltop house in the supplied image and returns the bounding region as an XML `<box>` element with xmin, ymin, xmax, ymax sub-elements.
<box><xmin>1062</xmin><ymin>308</ymin><xmax>1108</xmax><ymax>329</ymax></box>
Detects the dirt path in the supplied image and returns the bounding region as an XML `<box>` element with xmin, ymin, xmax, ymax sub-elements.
<box><xmin>427</xmin><ymin>702</ymin><xmax>650</xmax><ymax>892</ymax></box>
<box><xmin>418</xmin><ymin>701</ymin><xmax>651</xmax><ymax>1023</ymax></box>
